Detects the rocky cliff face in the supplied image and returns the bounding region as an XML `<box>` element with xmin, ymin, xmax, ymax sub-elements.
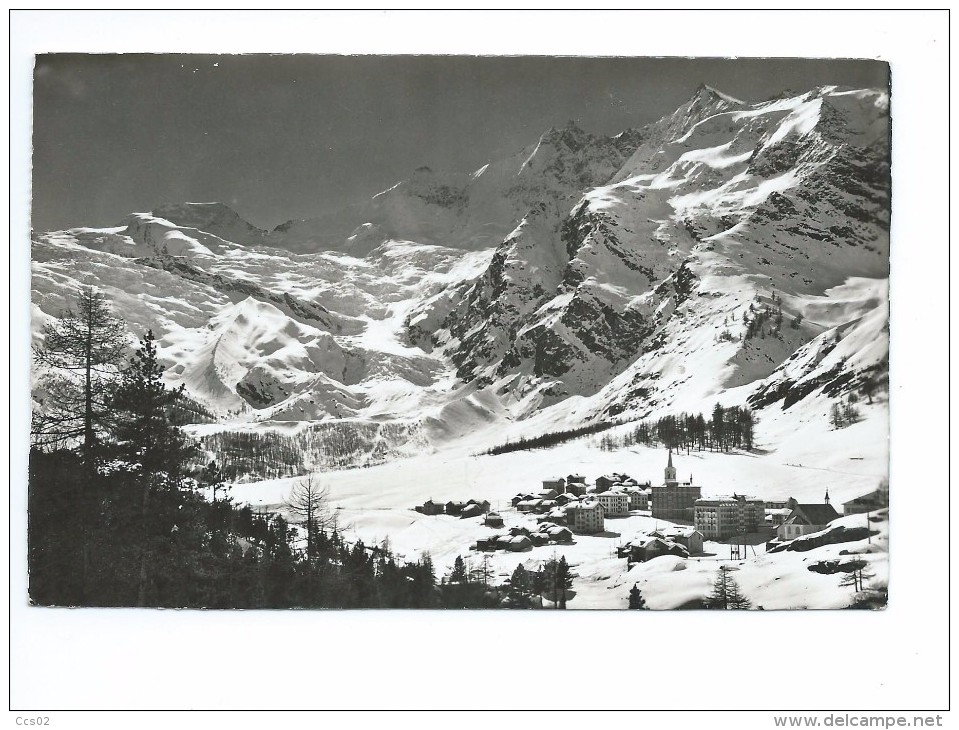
<box><xmin>405</xmin><ymin>85</ymin><xmax>889</xmax><ymax>420</ymax></box>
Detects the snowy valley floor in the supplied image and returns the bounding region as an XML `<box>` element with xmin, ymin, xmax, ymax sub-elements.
<box><xmin>227</xmin><ymin>396</ymin><xmax>889</xmax><ymax>610</ymax></box>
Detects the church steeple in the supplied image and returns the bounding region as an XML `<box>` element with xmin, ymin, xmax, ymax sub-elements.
<box><xmin>824</xmin><ymin>488</ymin><xmax>830</xmax><ymax>505</ymax></box>
<box><xmin>665</xmin><ymin>449</ymin><xmax>677</xmax><ymax>485</ymax></box>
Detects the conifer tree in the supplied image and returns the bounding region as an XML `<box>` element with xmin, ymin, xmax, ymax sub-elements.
<box><xmin>450</xmin><ymin>555</ymin><xmax>468</xmax><ymax>584</ymax></box>
<box><xmin>628</xmin><ymin>582</ymin><xmax>648</xmax><ymax>609</ymax></box>
<box><xmin>32</xmin><ymin>287</ymin><xmax>129</xmax><ymax>602</ymax></box>
<box><xmin>707</xmin><ymin>566</ymin><xmax>751</xmax><ymax>609</ymax></box>
<box><xmin>32</xmin><ymin>285</ymin><xmax>127</xmax><ymax>471</ymax></box>
<box><xmin>284</xmin><ymin>475</ymin><xmax>332</xmax><ymax>561</ymax></box>
<box><xmin>112</xmin><ymin>330</ymin><xmax>194</xmax><ymax>606</ymax></box>
<box><xmin>508</xmin><ymin>563</ymin><xmax>533</xmax><ymax>608</ymax></box>
<box><xmin>112</xmin><ymin>330</ymin><xmax>193</xmax><ymax>480</ymax></box>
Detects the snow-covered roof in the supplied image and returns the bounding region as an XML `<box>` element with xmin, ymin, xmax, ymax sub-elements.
<box><xmin>569</xmin><ymin>499</ymin><xmax>602</xmax><ymax>511</ymax></box>
<box><xmin>655</xmin><ymin>527</ymin><xmax>701</xmax><ymax>539</ymax></box>
<box><xmin>794</xmin><ymin>503</ymin><xmax>841</xmax><ymax>524</ymax></box>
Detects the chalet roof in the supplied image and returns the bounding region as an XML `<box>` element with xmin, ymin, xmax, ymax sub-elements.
<box><xmin>597</xmin><ymin>490</ymin><xmax>627</xmax><ymax>498</ymax></box>
<box><xmin>655</xmin><ymin>527</ymin><xmax>701</xmax><ymax>539</ymax></box>
<box><xmin>794</xmin><ymin>503</ymin><xmax>840</xmax><ymax>525</ymax></box>
<box><xmin>569</xmin><ymin>499</ymin><xmax>603</xmax><ymax>511</ymax></box>
<box><xmin>695</xmin><ymin>494</ymin><xmax>763</xmax><ymax>505</ymax></box>
<box><xmin>843</xmin><ymin>490</ymin><xmax>888</xmax><ymax>506</ymax></box>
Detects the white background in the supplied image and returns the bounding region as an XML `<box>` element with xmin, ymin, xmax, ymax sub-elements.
<box><xmin>5</xmin><ymin>8</ymin><xmax>951</xmax><ymax>726</ymax></box>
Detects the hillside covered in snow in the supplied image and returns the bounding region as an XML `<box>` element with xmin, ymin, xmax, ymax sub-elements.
<box><xmin>30</xmin><ymin>83</ymin><xmax>890</xmax><ymax>607</ymax></box>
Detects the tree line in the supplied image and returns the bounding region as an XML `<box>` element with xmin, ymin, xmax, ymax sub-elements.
<box><xmin>28</xmin><ymin>287</ymin><xmax>435</xmax><ymax>608</ymax></box>
<box><xmin>442</xmin><ymin>554</ymin><xmax>575</xmax><ymax>609</ymax></box>
<box><xmin>197</xmin><ymin>420</ymin><xmax>429</xmax><ymax>482</ymax></box>
<box><xmin>598</xmin><ymin>403</ymin><xmax>756</xmax><ymax>453</ymax></box>
<box><xmin>482</xmin><ymin>419</ymin><xmax>623</xmax><ymax>456</ymax></box>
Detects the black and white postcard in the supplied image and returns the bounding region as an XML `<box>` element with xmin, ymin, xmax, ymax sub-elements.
<box><xmin>28</xmin><ymin>54</ymin><xmax>891</xmax><ymax>611</ymax></box>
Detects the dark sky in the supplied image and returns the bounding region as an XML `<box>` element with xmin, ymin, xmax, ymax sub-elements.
<box><xmin>31</xmin><ymin>55</ymin><xmax>888</xmax><ymax>232</ymax></box>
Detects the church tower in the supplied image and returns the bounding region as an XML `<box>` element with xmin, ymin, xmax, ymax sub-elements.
<box><xmin>824</xmin><ymin>489</ymin><xmax>830</xmax><ymax>505</ymax></box>
<box><xmin>664</xmin><ymin>449</ymin><xmax>678</xmax><ymax>486</ymax></box>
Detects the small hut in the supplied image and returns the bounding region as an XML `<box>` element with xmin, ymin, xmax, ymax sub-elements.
<box><xmin>507</xmin><ymin>535</ymin><xmax>533</xmax><ymax>552</ymax></box>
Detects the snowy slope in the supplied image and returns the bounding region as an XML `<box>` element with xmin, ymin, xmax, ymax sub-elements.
<box><xmin>31</xmin><ymin>82</ymin><xmax>889</xmax><ymax>480</ymax></box>
<box><xmin>407</xmin><ymin>85</ymin><xmax>889</xmax><ymax>425</ymax></box>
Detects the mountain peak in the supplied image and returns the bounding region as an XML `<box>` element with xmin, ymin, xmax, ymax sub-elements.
<box><xmin>150</xmin><ymin>202</ymin><xmax>269</xmax><ymax>246</ymax></box>
<box><xmin>692</xmin><ymin>83</ymin><xmax>744</xmax><ymax>106</ymax></box>
<box><xmin>538</xmin><ymin>120</ymin><xmax>591</xmax><ymax>152</ymax></box>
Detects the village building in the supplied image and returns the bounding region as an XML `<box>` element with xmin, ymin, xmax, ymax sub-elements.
<box><xmin>765</xmin><ymin>498</ymin><xmax>797</xmax><ymax>511</ymax></box>
<box><xmin>776</xmin><ymin>498</ymin><xmax>841</xmax><ymax>541</ymax></box>
<box><xmin>842</xmin><ymin>484</ymin><xmax>889</xmax><ymax>515</ymax></box>
<box><xmin>765</xmin><ymin>507</ymin><xmax>792</xmax><ymax>527</ymax></box>
<box><xmin>467</xmin><ymin>499</ymin><xmax>491</xmax><ymax>513</ymax></box>
<box><xmin>651</xmin><ymin>527</ymin><xmax>704</xmax><ymax>555</ymax></box>
<box><xmin>650</xmin><ymin>450</ymin><xmax>702</xmax><ymax>523</ymax></box>
<box><xmin>474</xmin><ymin>536</ymin><xmax>495</xmax><ymax>551</ymax></box>
<box><xmin>626</xmin><ymin>536</ymin><xmax>689</xmax><ymax>563</ymax></box>
<box><xmin>545</xmin><ymin>525</ymin><xmax>573</xmax><ymax>543</ymax></box>
<box><xmin>507</xmin><ymin>535</ymin><xmax>532</xmax><ymax>552</ymax></box>
<box><xmin>564</xmin><ymin>482</ymin><xmax>589</xmax><ymax>497</ymax></box>
<box><xmin>542</xmin><ymin>478</ymin><xmax>566</xmax><ymax>493</ymax></box>
<box><xmin>596</xmin><ymin>473</ymin><xmax>631</xmax><ymax>491</ymax></box>
<box><xmin>596</xmin><ymin>490</ymin><xmax>630</xmax><ymax>517</ymax></box>
<box><xmin>566</xmin><ymin>474</ymin><xmax>587</xmax><ymax>486</ymax></box>
<box><xmin>694</xmin><ymin>494</ymin><xmax>765</xmax><ymax>539</ymax></box>
<box><xmin>484</xmin><ymin>511</ymin><xmax>504</xmax><ymax>528</ymax></box>
<box><xmin>566</xmin><ymin>498</ymin><xmax>605</xmax><ymax>534</ymax></box>
<box><xmin>540</xmin><ymin>506</ymin><xmax>567</xmax><ymax>524</ymax></box>
<box><xmin>445</xmin><ymin>500</ymin><xmax>467</xmax><ymax>516</ymax></box>
<box><xmin>624</xmin><ymin>486</ymin><xmax>650</xmax><ymax>510</ymax></box>
<box><xmin>512</xmin><ymin>493</ymin><xmax>537</xmax><ymax>507</ymax></box>
<box><xmin>516</xmin><ymin>498</ymin><xmax>542</xmax><ymax>513</ymax></box>
<box><xmin>460</xmin><ymin>503</ymin><xmax>484</xmax><ymax>519</ymax></box>
<box><xmin>417</xmin><ymin>499</ymin><xmax>445</xmax><ymax>515</ymax></box>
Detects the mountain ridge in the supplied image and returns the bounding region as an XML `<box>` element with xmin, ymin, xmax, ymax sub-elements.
<box><xmin>31</xmin><ymin>83</ymin><xmax>889</xmax><ymax>466</ymax></box>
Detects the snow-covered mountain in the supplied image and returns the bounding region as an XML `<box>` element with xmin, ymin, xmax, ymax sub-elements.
<box><xmin>31</xmin><ymin>83</ymin><xmax>889</xmax><ymax>465</ymax></box>
<box><xmin>269</xmin><ymin>121</ymin><xmax>643</xmax><ymax>255</ymax></box>
<box><xmin>407</xmin><ymin>85</ymin><xmax>888</xmax><ymax>421</ymax></box>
